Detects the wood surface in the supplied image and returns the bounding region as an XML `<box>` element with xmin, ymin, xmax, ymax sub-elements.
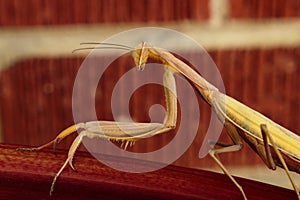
<box><xmin>0</xmin><ymin>143</ymin><xmax>296</xmax><ymax>200</ymax></box>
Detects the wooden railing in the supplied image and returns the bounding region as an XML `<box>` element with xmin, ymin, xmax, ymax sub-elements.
<box><xmin>0</xmin><ymin>143</ymin><xmax>296</xmax><ymax>199</ymax></box>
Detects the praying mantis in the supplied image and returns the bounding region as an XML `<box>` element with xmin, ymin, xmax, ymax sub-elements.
<box><xmin>17</xmin><ymin>42</ymin><xmax>300</xmax><ymax>199</ymax></box>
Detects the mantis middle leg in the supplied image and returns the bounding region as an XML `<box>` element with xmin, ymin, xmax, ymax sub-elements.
<box><xmin>208</xmin><ymin>121</ymin><xmax>247</xmax><ymax>199</ymax></box>
<box><xmin>208</xmin><ymin>122</ymin><xmax>300</xmax><ymax>200</ymax></box>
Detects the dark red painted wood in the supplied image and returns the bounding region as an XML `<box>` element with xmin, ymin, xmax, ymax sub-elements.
<box><xmin>0</xmin><ymin>143</ymin><xmax>297</xmax><ymax>200</ymax></box>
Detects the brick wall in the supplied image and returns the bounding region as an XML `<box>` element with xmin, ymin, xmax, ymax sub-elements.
<box><xmin>0</xmin><ymin>0</ymin><xmax>299</xmax><ymax>172</ymax></box>
<box><xmin>230</xmin><ymin>0</ymin><xmax>300</xmax><ymax>18</ymax></box>
<box><xmin>0</xmin><ymin>0</ymin><xmax>209</xmax><ymax>25</ymax></box>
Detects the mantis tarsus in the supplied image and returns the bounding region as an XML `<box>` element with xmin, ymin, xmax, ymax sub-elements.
<box><xmin>17</xmin><ymin>42</ymin><xmax>300</xmax><ymax>199</ymax></box>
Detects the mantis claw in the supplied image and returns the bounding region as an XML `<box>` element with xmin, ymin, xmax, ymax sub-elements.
<box><xmin>68</xmin><ymin>158</ymin><xmax>78</xmax><ymax>172</ymax></box>
<box><xmin>53</xmin><ymin>141</ymin><xmax>57</xmax><ymax>155</ymax></box>
<box><xmin>53</xmin><ymin>137</ymin><xmax>63</xmax><ymax>155</ymax></box>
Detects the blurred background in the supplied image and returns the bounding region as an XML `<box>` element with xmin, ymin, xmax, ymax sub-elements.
<box><xmin>0</xmin><ymin>0</ymin><xmax>299</xmax><ymax>190</ymax></box>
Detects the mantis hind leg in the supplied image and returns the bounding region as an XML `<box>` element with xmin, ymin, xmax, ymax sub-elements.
<box><xmin>208</xmin><ymin>121</ymin><xmax>247</xmax><ymax>200</ymax></box>
<box><xmin>260</xmin><ymin>124</ymin><xmax>300</xmax><ymax>200</ymax></box>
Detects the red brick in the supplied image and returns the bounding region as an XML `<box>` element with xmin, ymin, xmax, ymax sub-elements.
<box><xmin>0</xmin><ymin>0</ymin><xmax>209</xmax><ymax>26</ymax></box>
<box><xmin>231</xmin><ymin>0</ymin><xmax>300</xmax><ymax>19</ymax></box>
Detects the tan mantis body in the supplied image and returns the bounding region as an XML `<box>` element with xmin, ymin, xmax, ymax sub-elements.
<box><xmin>18</xmin><ymin>42</ymin><xmax>300</xmax><ymax>199</ymax></box>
